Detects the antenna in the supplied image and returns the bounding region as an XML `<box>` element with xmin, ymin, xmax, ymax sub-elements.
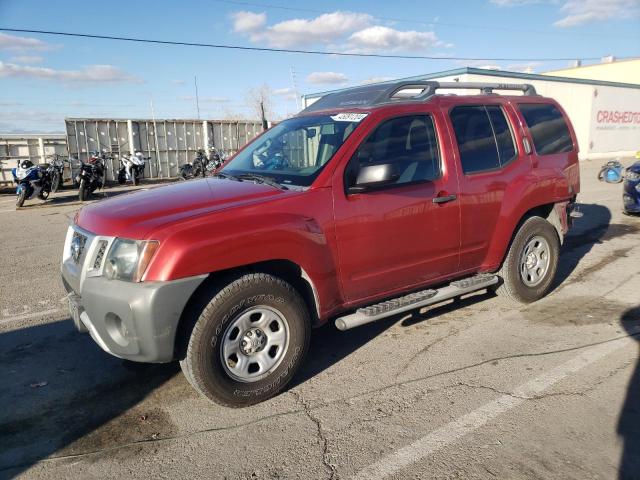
<box><xmin>290</xmin><ymin>66</ymin><xmax>300</xmax><ymax>111</ymax></box>
<box><xmin>194</xmin><ymin>75</ymin><xmax>201</xmax><ymax>120</ymax></box>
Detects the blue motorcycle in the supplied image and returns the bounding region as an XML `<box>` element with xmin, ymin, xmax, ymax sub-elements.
<box><xmin>623</xmin><ymin>161</ymin><xmax>640</xmax><ymax>215</ymax></box>
<box><xmin>12</xmin><ymin>160</ymin><xmax>53</xmax><ymax>208</ymax></box>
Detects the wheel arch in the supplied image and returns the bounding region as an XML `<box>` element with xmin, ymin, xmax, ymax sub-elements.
<box><xmin>173</xmin><ymin>259</ymin><xmax>321</xmax><ymax>360</ymax></box>
<box><xmin>483</xmin><ymin>201</ymin><xmax>563</xmax><ymax>272</ymax></box>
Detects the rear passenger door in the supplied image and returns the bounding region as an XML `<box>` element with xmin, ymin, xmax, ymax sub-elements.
<box><xmin>446</xmin><ymin>103</ymin><xmax>527</xmax><ymax>271</ymax></box>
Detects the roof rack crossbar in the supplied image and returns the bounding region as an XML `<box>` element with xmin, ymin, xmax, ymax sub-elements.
<box><xmin>376</xmin><ymin>81</ymin><xmax>537</xmax><ymax>103</ymax></box>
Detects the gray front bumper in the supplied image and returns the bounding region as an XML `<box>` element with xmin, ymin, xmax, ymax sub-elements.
<box><xmin>62</xmin><ymin>269</ymin><xmax>206</xmax><ymax>363</ymax></box>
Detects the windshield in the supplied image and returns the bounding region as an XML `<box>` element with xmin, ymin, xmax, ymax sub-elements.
<box><xmin>222</xmin><ymin>114</ymin><xmax>364</xmax><ymax>187</ymax></box>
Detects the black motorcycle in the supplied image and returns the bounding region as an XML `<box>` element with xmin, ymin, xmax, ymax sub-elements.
<box><xmin>43</xmin><ymin>154</ymin><xmax>66</xmax><ymax>193</ymax></box>
<box><xmin>77</xmin><ymin>151</ymin><xmax>108</xmax><ymax>201</ymax></box>
<box><xmin>179</xmin><ymin>149</ymin><xmax>208</xmax><ymax>180</ymax></box>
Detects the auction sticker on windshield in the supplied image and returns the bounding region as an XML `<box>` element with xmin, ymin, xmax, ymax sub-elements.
<box><xmin>330</xmin><ymin>113</ymin><xmax>368</xmax><ymax>122</ymax></box>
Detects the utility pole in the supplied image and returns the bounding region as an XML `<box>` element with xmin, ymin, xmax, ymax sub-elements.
<box><xmin>194</xmin><ymin>75</ymin><xmax>201</xmax><ymax>120</ymax></box>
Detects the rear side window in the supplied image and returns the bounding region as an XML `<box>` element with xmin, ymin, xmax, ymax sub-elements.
<box><xmin>450</xmin><ymin>105</ymin><xmax>517</xmax><ymax>174</ymax></box>
<box><xmin>519</xmin><ymin>103</ymin><xmax>573</xmax><ymax>155</ymax></box>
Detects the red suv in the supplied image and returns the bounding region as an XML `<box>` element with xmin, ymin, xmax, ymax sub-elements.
<box><xmin>61</xmin><ymin>81</ymin><xmax>580</xmax><ymax>407</ymax></box>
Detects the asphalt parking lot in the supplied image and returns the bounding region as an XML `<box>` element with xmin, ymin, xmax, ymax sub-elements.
<box><xmin>0</xmin><ymin>160</ymin><xmax>639</xmax><ymax>480</ymax></box>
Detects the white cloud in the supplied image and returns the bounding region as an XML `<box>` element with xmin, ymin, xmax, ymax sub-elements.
<box><xmin>554</xmin><ymin>0</ymin><xmax>640</xmax><ymax>27</ymax></box>
<box><xmin>306</xmin><ymin>72</ymin><xmax>349</xmax><ymax>85</ymax></box>
<box><xmin>8</xmin><ymin>55</ymin><xmax>44</xmax><ymax>64</ymax></box>
<box><xmin>506</xmin><ymin>61</ymin><xmax>542</xmax><ymax>73</ymax></box>
<box><xmin>231</xmin><ymin>11</ymin><xmax>267</xmax><ymax>33</ymax></box>
<box><xmin>273</xmin><ymin>87</ymin><xmax>298</xmax><ymax>101</ymax></box>
<box><xmin>233</xmin><ymin>10</ymin><xmax>372</xmax><ymax>48</ymax></box>
<box><xmin>347</xmin><ymin>26</ymin><xmax>444</xmax><ymax>53</ymax></box>
<box><xmin>0</xmin><ymin>62</ymin><xmax>142</xmax><ymax>83</ymax></box>
<box><xmin>231</xmin><ymin>10</ymin><xmax>449</xmax><ymax>53</ymax></box>
<box><xmin>361</xmin><ymin>76</ymin><xmax>395</xmax><ymax>85</ymax></box>
<box><xmin>0</xmin><ymin>33</ymin><xmax>53</xmax><ymax>52</ymax></box>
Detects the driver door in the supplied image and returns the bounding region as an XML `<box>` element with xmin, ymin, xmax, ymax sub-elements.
<box><xmin>332</xmin><ymin>112</ymin><xmax>461</xmax><ymax>302</ymax></box>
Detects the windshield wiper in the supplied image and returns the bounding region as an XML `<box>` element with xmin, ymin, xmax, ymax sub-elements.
<box><xmin>212</xmin><ymin>172</ymin><xmax>242</xmax><ymax>181</ymax></box>
<box><xmin>235</xmin><ymin>173</ymin><xmax>288</xmax><ymax>190</ymax></box>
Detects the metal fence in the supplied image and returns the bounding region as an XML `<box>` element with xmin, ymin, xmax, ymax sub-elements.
<box><xmin>65</xmin><ymin>118</ymin><xmax>264</xmax><ymax>181</ymax></box>
<box><xmin>0</xmin><ymin>134</ymin><xmax>68</xmax><ymax>184</ymax></box>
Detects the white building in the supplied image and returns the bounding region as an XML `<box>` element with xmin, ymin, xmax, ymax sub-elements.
<box><xmin>303</xmin><ymin>67</ymin><xmax>640</xmax><ymax>160</ymax></box>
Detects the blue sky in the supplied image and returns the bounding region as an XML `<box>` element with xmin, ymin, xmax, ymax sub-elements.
<box><xmin>0</xmin><ymin>0</ymin><xmax>639</xmax><ymax>132</ymax></box>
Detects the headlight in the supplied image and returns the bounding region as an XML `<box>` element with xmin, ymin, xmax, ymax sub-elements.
<box><xmin>103</xmin><ymin>238</ymin><xmax>159</xmax><ymax>282</ymax></box>
<box><xmin>626</xmin><ymin>170</ymin><xmax>640</xmax><ymax>181</ymax></box>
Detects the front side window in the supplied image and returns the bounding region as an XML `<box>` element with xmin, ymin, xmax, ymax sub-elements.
<box><xmin>223</xmin><ymin>114</ymin><xmax>362</xmax><ymax>187</ymax></box>
<box><xmin>450</xmin><ymin>105</ymin><xmax>517</xmax><ymax>174</ymax></box>
<box><xmin>519</xmin><ymin>103</ymin><xmax>573</xmax><ymax>155</ymax></box>
<box><xmin>345</xmin><ymin>115</ymin><xmax>441</xmax><ymax>189</ymax></box>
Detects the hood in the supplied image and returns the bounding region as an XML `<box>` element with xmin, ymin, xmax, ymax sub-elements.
<box><xmin>76</xmin><ymin>178</ymin><xmax>289</xmax><ymax>238</ymax></box>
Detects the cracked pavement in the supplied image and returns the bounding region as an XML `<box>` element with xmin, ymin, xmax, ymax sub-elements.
<box><xmin>1</xmin><ymin>159</ymin><xmax>639</xmax><ymax>479</ymax></box>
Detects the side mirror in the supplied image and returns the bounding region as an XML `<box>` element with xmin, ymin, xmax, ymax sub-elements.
<box><xmin>348</xmin><ymin>163</ymin><xmax>398</xmax><ymax>193</ymax></box>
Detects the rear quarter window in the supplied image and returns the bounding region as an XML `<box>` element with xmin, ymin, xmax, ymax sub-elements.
<box><xmin>519</xmin><ymin>103</ymin><xmax>573</xmax><ymax>155</ymax></box>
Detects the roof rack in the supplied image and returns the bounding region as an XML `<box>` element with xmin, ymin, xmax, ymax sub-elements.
<box><xmin>301</xmin><ymin>80</ymin><xmax>538</xmax><ymax>113</ymax></box>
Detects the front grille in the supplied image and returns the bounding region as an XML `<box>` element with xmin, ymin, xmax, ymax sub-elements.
<box><xmin>70</xmin><ymin>231</ymin><xmax>88</xmax><ymax>264</ymax></box>
<box><xmin>93</xmin><ymin>240</ymin><xmax>108</xmax><ymax>269</ymax></box>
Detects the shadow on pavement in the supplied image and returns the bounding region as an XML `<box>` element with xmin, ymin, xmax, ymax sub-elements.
<box><xmin>292</xmin><ymin>290</ymin><xmax>493</xmax><ymax>389</ymax></box>
<box><xmin>553</xmin><ymin>203</ymin><xmax>614</xmax><ymax>289</ymax></box>
<box><xmin>618</xmin><ymin>306</ymin><xmax>640</xmax><ymax>480</ymax></box>
<box><xmin>0</xmin><ymin>319</ymin><xmax>179</xmax><ymax>477</ymax></box>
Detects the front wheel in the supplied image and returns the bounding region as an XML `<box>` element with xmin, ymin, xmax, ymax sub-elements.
<box><xmin>16</xmin><ymin>189</ymin><xmax>26</xmax><ymax>208</ymax></box>
<box><xmin>78</xmin><ymin>178</ymin><xmax>89</xmax><ymax>201</ymax></box>
<box><xmin>495</xmin><ymin>216</ymin><xmax>560</xmax><ymax>304</ymax></box>
<box><xmin>180</xmin><ymin>273</ymin><xmax>311</xmax><ymax>407</ymax></box>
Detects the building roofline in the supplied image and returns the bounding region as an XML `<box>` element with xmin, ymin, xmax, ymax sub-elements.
<box><xmin>544</xmin><ymin>57</ymin><xmax>640</xmax><ymax>73</ymax></box>
<box><xmin>303</xmin><ymin>66</ymin><xmax>640</xmax><ymax>100</ymax></box>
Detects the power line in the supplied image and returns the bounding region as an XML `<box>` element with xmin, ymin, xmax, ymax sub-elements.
<box><xmin>0</xmin><ymin>28</ymin><xmax>609</xmax><ymax>62</ymax></box>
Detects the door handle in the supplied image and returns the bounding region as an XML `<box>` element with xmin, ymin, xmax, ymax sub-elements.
<box><xmin>432</xmin><ymin>193</ymin><xmax>457</xmax><ymax>204</ymax></box>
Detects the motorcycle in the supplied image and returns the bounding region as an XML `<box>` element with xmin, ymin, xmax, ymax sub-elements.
<box><xmin>179</xmin><ymin>149</ymin><xmax>209</xmax><ymax>180</ymax></box>
<box><xmin>117</xmin><ymin>151</ymin><xmax>148</xmax><ymax>186</ymax></box>
<box><xmin>597</xmin><ymin>159</ymin><xmax>624</xmax><ymax>183</ymax></box>
<box><xmin>623</xmin><ymin>161</ymin><xmax>640</xmax><ymax>215</ymax></box>
<box><xmin>43</xmin><ymin>154</ymin><xmax>66</xmax><ymax>193</ymax></box>
<box><xmin>12</xmin><ymin>160</ymin><xmax>53</xmax><ymax>208</ymax></box>
<box><xmin>77</xmin><ymin>151</ymin><xmax>108</xmax><ymax>201</ymax></box>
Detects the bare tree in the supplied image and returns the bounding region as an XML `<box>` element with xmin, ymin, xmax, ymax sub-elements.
<box><xmin>245</xmin><ymin>84</ymin><xmax>275</xmax><ymax>127</ymax></box>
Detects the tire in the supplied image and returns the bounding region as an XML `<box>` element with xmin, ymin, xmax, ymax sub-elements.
<box><xmin>133</xmin><ymin>173</ymin><xmax>139</xmax><ymax>186</ymax></box>
<box><xmin>495</xmin><ymin>216</ymin><xmax>560</xmax><ymax>305</ymax></box>
<box><xmin>180</xmin><ymin>273</ymin><xmax>311</xmax><ymax>407</ymax></box>
<box><xmin>51</xmin><ymin>172</ymin><xmax>61</xmax><ymax>193</ymax></box>
<box><xmin>78</xmin><ymin>178</ymin><xmax>89</xmax><ymax>202</ymax></box>
<box><xmin>16</xmin><ymin>189</ymin><xmax>26</xmax><ymax>208</ymax></box>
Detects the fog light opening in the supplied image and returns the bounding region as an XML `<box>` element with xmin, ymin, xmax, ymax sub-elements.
<box><xmin>104</xmin><ymin>312</ymin><xmax>129</xmax><ymax>347</ymax></box>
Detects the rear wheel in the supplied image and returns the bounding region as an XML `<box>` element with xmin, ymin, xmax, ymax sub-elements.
<box><xmin>495</xmin><ymin>216</ymin><xmax>559</xmax><ymax>304</ymax></box>
<box><xmin>51</xmin><ymin>171</ymin><xmax>61</xmax><ymax>193</ymax></box>
<box><xmin>78</xmin><ymin>178</ymin><xmax>89</xmax><ymax>201</ymax></box>
<box><xmin>180</xmin><ymin>273</ymin><xmax>311</xmax><ymax>407</ymax></box>
<box><xmin>16</xmin><ymin>189</ymin><xmax>26</xmax><ymax>208</ymax></box>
